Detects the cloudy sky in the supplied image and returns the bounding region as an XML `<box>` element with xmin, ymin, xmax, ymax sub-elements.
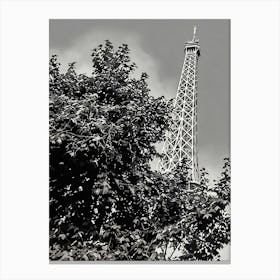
<box><xmin>49</xmin><ymin>19</ymin><xmax>230</xmax><ymax>183</ymax></box>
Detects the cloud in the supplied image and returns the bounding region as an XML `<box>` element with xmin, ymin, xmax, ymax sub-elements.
<box><xmin>50</xmin><ymin>28</ymin><xmax>174</xmax><ymax>99</ymax></box>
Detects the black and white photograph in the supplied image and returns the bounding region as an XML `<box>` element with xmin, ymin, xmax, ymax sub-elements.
<box><xmin>1</xmin><ymin>0</ymin><xmax>280</xmax><ymax>278</ymax></box>
<box><xmin>49</xmin><ymin>19</ymin><xmax>230</xmax><ymax>262</ymax></box>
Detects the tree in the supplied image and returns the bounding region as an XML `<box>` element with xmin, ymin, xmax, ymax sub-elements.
<box><xmin>49</xmin><ymin>41</ymin><xmax>172</xmax><ymax>260</ymax></box>
<box><xmin>49</xmin><ymin>41</ymin><xmax>230</xmax><ymax>261</ymax></box>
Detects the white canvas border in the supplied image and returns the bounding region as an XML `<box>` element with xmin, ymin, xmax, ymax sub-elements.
<box><xmin>0</xmin><ymin>0</ymin><xmax>279</xmax><ymax>279</ymax></box>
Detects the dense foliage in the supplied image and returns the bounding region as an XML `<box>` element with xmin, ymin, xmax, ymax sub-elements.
<box><xmin>49</xmin><ymin>41</ymin><xmax>230</xmax><ymax>261</ymax></box>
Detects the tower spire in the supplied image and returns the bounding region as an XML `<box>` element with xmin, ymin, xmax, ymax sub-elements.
<box><xmin>158</xmin><ymin>28</ymin><xmax>200</xmax><ymax>184</ymax></box>
<box><xmin>192</xmin><ymin>26</ymin><xmax>197</xmax><ymax>42</ymax></box>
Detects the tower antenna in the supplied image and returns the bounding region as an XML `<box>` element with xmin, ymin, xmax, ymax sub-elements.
<box><xmin>192</xmin><ymin>26</ymin><xmax>197</xmax><ymax>41</ymax></box>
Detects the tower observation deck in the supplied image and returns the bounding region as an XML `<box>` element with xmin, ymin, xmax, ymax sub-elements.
<box><xmin>158</xmin><ymin>26</ymin><xmax>200</xmax><ymax>183</ymax></box>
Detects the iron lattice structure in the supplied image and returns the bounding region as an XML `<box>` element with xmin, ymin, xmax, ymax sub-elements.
<box><xmin>158</xmin><ymin>27</ymin><xmax>200</xmax><ymax>183</ymax></box>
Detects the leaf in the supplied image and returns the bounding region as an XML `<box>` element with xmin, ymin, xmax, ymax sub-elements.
<box><xmin>203</xmin><ymin>213</ymin><xmax>212</xmax><ymax>219</ymax></box>
<box><xmin>59</xmin><ymin>234</ymin><xmax>66</xmax><ymax>240</ymax></box>
<box><xmin>102</xmin><ymin>185</ymin><xmax>109</xmax><ymax>195</ymax></box>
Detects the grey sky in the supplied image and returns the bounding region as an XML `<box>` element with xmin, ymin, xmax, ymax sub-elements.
<box><xmin>49</xmin><ymin>19</ymin><xmax>230</xmax><ymax>182</ymax></box>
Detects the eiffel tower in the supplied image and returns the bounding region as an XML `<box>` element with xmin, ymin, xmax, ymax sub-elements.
<box><xmin>158</xmin><ymin>26</ymin><xmax>200</xmax><ymax>183</ymax></box>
